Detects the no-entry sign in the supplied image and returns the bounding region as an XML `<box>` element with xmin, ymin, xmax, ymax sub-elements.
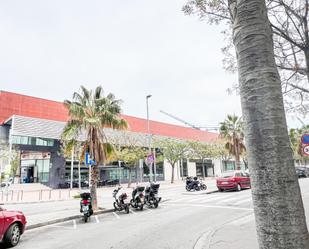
<box><xmin>303</xmin><ymin>145</ymin><xmax>309</xmax><ymax>156</ymax></box>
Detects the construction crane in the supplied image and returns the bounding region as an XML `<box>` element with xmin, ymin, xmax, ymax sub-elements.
<box><xmin>159</xmin><ymin>110</ymin><xmax>219</xmax><ymax>131</ymax></box>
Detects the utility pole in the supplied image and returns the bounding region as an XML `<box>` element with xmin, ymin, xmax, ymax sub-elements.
<box><xmin>146</xmin><ymin>95</ymin><xmax>153</xmax><ymax>182</ymax></box>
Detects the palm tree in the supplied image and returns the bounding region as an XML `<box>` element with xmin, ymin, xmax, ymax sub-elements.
<box><xmin>62</xmin><ymin>86</ymin><xmax>128</xmax><ymax>210</ymax></box>
<box><xmin>219</xmin><ymin>115</ymin><xmax>246</xmax><ymax>170</ymax></box>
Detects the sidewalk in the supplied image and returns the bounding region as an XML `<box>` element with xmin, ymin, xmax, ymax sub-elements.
<box><xmin>3</xmin><ymin>179</ymin><xmax>218</xmax><ymax>230</ymax></box>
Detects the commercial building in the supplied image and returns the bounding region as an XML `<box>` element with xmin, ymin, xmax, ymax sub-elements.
<box><xmin>0</xmin><ymin>90</ymin><xmax>223</xmax><ymax>188</ymax></box>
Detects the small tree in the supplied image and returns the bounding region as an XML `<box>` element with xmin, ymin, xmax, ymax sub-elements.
<box><xmin>113</xmin><ymin>146</ymin><xmax>146</xmax><ymax>187</ymax></box>
<box><xmin>155</xmin><ymin>139</ymin><xmax>188</xmax><ymax>184</ymax></box>
<box><xmin>187</xmin><ymin>141</ymin><xmax>215</xmax><ymax>178</ymax></box>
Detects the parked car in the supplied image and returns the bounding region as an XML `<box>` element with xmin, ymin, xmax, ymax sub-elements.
<box><xmin>216</xmin><ymin>171</ymin><xmax>251</xmax><ymax>192</ymax></box>
<box><xmin>295</xmin><ymin>166</ymin><xmax>309</xmax><ymax>178</ymax></box>
<box><xmin>0</xmin><ymin>205</ymin><xmax>26</xmax><ymax>247</ymax></box>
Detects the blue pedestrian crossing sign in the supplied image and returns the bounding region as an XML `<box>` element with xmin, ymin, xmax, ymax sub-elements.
<box><xmin>85</xmin><ymin>152</ymin><xmax>95</xmax><ymax>165</ymax></box>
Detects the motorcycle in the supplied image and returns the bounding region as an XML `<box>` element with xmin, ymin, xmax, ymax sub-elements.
<box><xmin>130</xmin><ymin>186</ymin><xmax>145</xmax><ymax>210</ymax></box>
<box><xmin>145</xmin><ymin>183</ymin><xmax>161</xmax><ymax>208</ymax></box>
<box><xmin>80</xmin><ymin>191</ymin><xmax>93</xmax><ymax>222</ymax></box>
<box><xmin>113</xmin><ymin>186</ymin><xmax>130</xmax><ymax>214</ymax></box>
<box><xmin>186</xmin><ymin>177</ymin><xmax>207</xmax><ymax>191</ymax></box>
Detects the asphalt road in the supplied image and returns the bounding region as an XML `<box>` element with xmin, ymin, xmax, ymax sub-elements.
<box><xmin>8</xmin><ymin>178</ymin><xmax>309</xmax><ymax>249</ymax></box>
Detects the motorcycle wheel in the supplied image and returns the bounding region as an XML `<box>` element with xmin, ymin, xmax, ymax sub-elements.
<box><xmin>140</xmin><ymin>204</ymin><xmax>144</xmax><ymax>211</ymax></box>
<box><xmin>202</xmin><ymin>184</ymin><xmax>207</xmax><ymax>190</ymax></box>
<box><xmin>125</xmin><ymin>205</ymin><xmax>130</xmax><ymax>214</ymax></box>
<box><xmin>154</xmin><ymin>200</ymin><xmax>158</xmax><ymax>208</ymax></box>
<box><xmin>195</xmin><ymin>185</ymin><xmax>200</xmax><ymax>191</ymax></box>
<box><xmin>113</xmin><ymin>202</ymin><xmax>118</xmax><ymax>211</ymax></box>
<box><xmin>186</xmin><ymin>186</ymin><xmax>191</xmax><ymax>191</ymax></box>
<box><xmin>84</xmin><ymin>213</ymin><xmax>88</xmax><ymax>223</ymax></box>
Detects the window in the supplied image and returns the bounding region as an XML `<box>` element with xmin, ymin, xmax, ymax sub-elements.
<box><xmin>180</xmin><ymin>159</ymin><xmax>188</xmax><ymax>177</ymax></box>
<box><xmin>37</xmin><ymin>159</ymin><xmax>50</xmax><ymax>183</ymax></box>
<box><xmin>12</xmin><ymin>136</ymin><xmax>54</xmax><ymax>147</ymax></box>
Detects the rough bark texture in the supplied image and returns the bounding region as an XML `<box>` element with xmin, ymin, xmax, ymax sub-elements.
<box><xmin>90</xmin><ymin>165</ymin><xmax>98</xmax><ymax>210</ymax></box>
<box><xmin>232</xmin><ymin>0</ymin><xmax>309</xmax><ymax>248</ymax></box>
<box><xmin>171</xmin><ymin>165</ymin><xmax>175</xmax><ymax>184</ymax></box>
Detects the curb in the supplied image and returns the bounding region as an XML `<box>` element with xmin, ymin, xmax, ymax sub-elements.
<box><xmin>26</xmin><ymin>199</ymin><xmax>170</xmax><ymax>230</ymax></box>
<box><xmin>26</xmin><ymin>208</ymin><xmax>114</xmax><ymax>230</ymax></box>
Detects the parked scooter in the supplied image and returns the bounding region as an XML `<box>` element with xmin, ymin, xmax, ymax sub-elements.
<box><xmin>80</xmin><ymin>191</ymin><xmax>93</xmax><ymax>222</ymax></box>
<box><xmin>145</xmin><ymin>183</ymin><xmax>161</xmax><ymax>208</ymax></box>
<box><xmin>130</xmin><ymin>186</ymin><xmax>145</xmax><ymax>210</ymax></box>
<box><xmin>113</xmin><ymin>186</ymin><xmax>130</xmax><ymax>214</ymax></box>
<box><xmin>186</xmin><ymin>177</ymin><xmax>207</xmax><ymax>191</ymax></box>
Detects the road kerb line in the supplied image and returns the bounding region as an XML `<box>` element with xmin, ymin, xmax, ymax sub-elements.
<box><xmin>72</xmin><ymin>220</ymin><xmax>77</xmax><ymax>229</ymax></box>
<box><xmin>113</xmin><ymin>212</ymin><xmax>120</xmax><ymax>219</ymax></box>
<box><xmin>95</xmin><ymin>215</ymin><xmax>100</xmax><ymax>223</ymax></box>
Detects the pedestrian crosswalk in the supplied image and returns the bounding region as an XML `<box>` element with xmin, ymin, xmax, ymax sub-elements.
<box><xmin>167</xmin><ymin>190</ymin><xmax>253</xmax><ymax>208</ymax></box>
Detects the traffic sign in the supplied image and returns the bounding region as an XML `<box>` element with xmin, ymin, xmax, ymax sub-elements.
<box><xmin>146</xmin><ymin>154</ymin><xmax>154</xmax><ymax>165</ymax></box>
<box><xmin>302</xmin><ymin>134</ymin><xmax>309</xmax><ymax>144</ymax></box>
<box><xmin>85</xmin><ymin>152</ymin><xmax>95</xmax><ymax>165</ymax></box>
<box><xmin>303</xmin><ymin>145</ymin><xmax>309</xmax><ymax>156</ymax></box>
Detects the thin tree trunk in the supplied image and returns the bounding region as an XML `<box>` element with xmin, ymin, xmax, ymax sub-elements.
<box><xmin>202</xmin><ymin>159</ymin><xmax>205</xmax><ymax>179</ymax></box>
<box><xmin>231</xmin><ymin>0</ymin><xmax>309</xmax><ymax>248</ymax></box>
<box><xmin>128</xmin><ymin>168</ymin><xmax>132</xmax><ymax>188</ymax></box>
<box><xmin>171</xmin><ymin>164</ymin><xmax>175</xmax><ymax>184</ymax></box>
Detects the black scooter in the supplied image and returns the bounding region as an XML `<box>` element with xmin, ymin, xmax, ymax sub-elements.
<box><xmin>130</xmin><ymin>186</ymin><xmax>145</xmax><ymax>210</ymax></box>
<box><xmin>113</xmin><ymin>186</ymin><xmax>130</xmax><ymax>214</ymax></box>
<box><xmin>80</xmin><ymin>192</ymin><xmax>93</xmax><ymax>222</ymax></box>
<box><xmin>145</xmin><ymin>183</ymin><xmax>161</xmax><ymax>208</ymax></box>
<box><xmin>186</xmin><ymin>177</ymin><xmax>207</xmax><ymax>191</ymax></box>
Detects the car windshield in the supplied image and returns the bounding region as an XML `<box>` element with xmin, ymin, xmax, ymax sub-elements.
<box><xmin>220</xmin><ymin>172</ymin><xmax>235</xmax><ymax>178</ymax></box>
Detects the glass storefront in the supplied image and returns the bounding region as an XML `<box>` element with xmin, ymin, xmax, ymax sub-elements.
<box><xmin>180</xmin><ymin>159</ymin><xmax>188</xmax><ymax>177</ymax></box>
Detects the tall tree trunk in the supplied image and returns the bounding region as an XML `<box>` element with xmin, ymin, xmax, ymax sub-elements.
<box><xmin>231</xmin><ymin>0</ymin><xmax>309</xmax><ymax>248</ymax></box>
<box><xmin>128</xmin><ymin>168</ymin><xmax>132</xmax><ymax>188</ymax></box>
<box><xmin>305</xmin><ymin>48</ymin><xmax>309</xmax><ymax>83</ymax></box>
<box><xmin>171</xmin><ymin>164</ymin><xmax>175</xmax><ymax>184</ymax></box>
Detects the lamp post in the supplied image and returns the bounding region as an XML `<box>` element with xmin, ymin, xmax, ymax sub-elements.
<box><xmin>146</xmin><ymin>95</ymin><xmax>153</xmax><ymax>182</ymax></box>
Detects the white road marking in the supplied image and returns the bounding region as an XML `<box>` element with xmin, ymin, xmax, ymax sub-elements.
<box><xmin>95</xmin><ymin>215</ymin><xmax>100</xmax><ymax>223</ymax></box>
<box><xmin>130</xmin><ymin>210</ymin><xmax>137</xmax><ymax>215</ymax></box>
<box><xmin>228</xmin><ymin>214</ymin><xmax>255</xmax><ymax>226</ymax></box>
<box><xmin>113</xmin><ymin>212</ymin><xmax>120</xmax><ymax>219</ymax></box>
<box><xmin>73</xmin><ymin>220</ymin><xmax>77</xmax><ymax>229</ymax></box>
<box><xmin>163</xmin><ymin>203</ymin><xmax>253</xmax><ymax>211</ymax></box>
<box><xmin>233</xmin><ymin>198</ymin><xmax>252</xmax><ymax>205</ymax></box>
<box><xmin>216</xmin><ymin>195</ymin><xmax>248</xmax><ymax>204</ymax></box>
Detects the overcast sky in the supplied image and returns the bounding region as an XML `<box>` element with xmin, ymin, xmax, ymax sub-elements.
<box><xmin>0</xmin><ymin>0</ymin><xmax>301</xmax><ymax>129</ymax></box>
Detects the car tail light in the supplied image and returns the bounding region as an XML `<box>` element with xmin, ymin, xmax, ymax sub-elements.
<box><xmin>82</xmin><ymin>199</ymin><xmax>90</xmax><ymax>205</ymax></box>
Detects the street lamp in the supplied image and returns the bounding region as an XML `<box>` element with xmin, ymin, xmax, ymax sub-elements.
<box><xmin>146</xmin><ymin>95</ymin><xmax>153</xmax><ymax>182</ymax></box>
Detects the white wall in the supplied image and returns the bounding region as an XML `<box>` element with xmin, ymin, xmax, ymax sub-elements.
<box><xmin>163</xmin><ymin>160</ymin><xmax>181</xmax><ymax>182</ymax></box>
<box><xmin>213</xmin><ymin>159</ymin><xmax>222</xmax><ymax>177</ymax></box>
<box><xmin>187</xmin><ymin>160</ymin><xmax>196</xmax><ymax>177</ymax></box>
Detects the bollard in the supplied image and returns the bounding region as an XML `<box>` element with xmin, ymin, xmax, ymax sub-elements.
<box><xmin>49</xmin><ymin>190</ymin><xmax>52</xmax><ymax>200</ymax></box>
<box><xmin>68</xmin><ymin>189</ymin><xmax>70</xmax><ymax>198</ymax></box>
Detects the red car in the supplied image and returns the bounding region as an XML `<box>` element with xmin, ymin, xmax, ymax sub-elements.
<box><xmin>216</xmin><ymin>171</ymin><xmax>251</xmax><ymax>192</ymax></box>
<box><xmin>0</xmin><ymin>206</ymin><xmax>26</xmax><ymax>247</ymax></box>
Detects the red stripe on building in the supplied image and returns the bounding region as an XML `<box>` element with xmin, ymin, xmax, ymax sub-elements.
<box><xmin>0</xmin><ymin>91</ymin><xmax>218</xmax><ymax>142</ymax></box>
